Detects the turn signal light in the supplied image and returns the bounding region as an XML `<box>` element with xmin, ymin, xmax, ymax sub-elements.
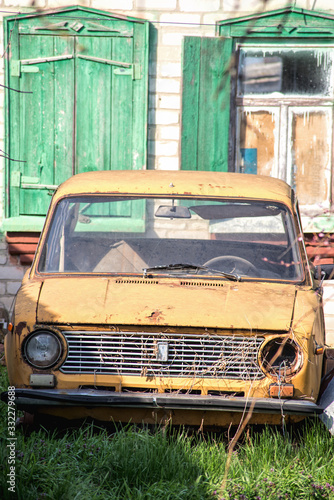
<box><xmin>314</xmin><ymin>345</ymin><xmax>324</xmax><ymax>355</ymax></box>
<box><xmin>269</xmin><ymin>383</ymin><xmax>294</xmax><ymax>398</ymax></box>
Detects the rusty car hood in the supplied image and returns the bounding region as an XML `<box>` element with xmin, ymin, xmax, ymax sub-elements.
<box><xmin>35</xmin><ymin>277</ymin><xmax>307</xmax><ymax>331</ymax></box>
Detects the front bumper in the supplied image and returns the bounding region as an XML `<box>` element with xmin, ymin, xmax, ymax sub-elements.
<box><xmin>0</xmin><ymin>389</ymin><xmax>323</xmax><ymax>416</ymax></box>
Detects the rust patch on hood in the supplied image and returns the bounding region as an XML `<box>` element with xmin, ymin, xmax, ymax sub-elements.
<box><xmin>147</xmin><ymin>310</ymin><xmax>164</xmax><ymax>322</ymax></box>
<box><xmin>15</xmin><ymin>322</ymin><xmax>27</xmax><ymax>336</ymax></box>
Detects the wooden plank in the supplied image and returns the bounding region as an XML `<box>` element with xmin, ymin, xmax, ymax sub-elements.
<box><xmin>76</xmin><ymin>35</ymin><xmax>113</xmax><ymax>174</ymax></box>
<box><xmin>131</xmin><ymin>21</ymin><xmax>149</xmax><ymax>171</ymax></box>
<box><xmin>19</xmin><ymin>34</ymin><xmax>55</xmax><ymax>215</ymax></box>
<box><xmin>12</xmin><ymin>34</ymin><xmax>75</xmax><ymax>216</ymax></box>
<box><xmin>110</xmin><ymin>35</ymin><xmax>133</xmax><ymax>171</ymax></box>
<box><xmin>197</xmin><ymin>37</ymin><xmax>213</xmax><ymax>170</ymax></box>
<box><xmin>181</xmin><ymin>37</ymin><xmax>200</xmax><ymax>170</ymax></box>
<box><xmin>197</xmin><ymin>37</ymin><xmax>232</xmax><ymax>172</ymax></box>
<box><xmin>290</xmin><ymin>108</ymin><xmax>331</xmax><ymax>206</ymax></box>
<box><xmin>182</xmin><ymin>37</ymin><xmax>232</xmax><ymax>172</ymax></box>
<box><xmin>2</xmin><ymin>216</ymin><xmax>46</xmax><ymax>232</ymax></box>
<box><xmin>7</xmin><ymin>21</ymin><xmax>21</xmax><ymax>218</ymax></box>
<box><xmin>214</xmin><ymin>37</ymin><xmax>232</xmax><ymax>172</ymax></box>
<box><xmin>54</xmin><ymin>36</ymin><xmax>75</xmax><ymax>184</ymax></box>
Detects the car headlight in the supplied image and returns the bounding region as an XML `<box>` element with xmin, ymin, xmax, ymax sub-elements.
<box><xmin>24</xmin><ymin>331</ymin><xmax>62</xmax><ymax>369</ymax></box>
<box><xmin>260</xmin><ymin>337</ymin><xmax>302</xmax><ymax>379</ymax></box>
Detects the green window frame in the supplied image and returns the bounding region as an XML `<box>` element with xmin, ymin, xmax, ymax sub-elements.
<box><xmin>181</xmin><ymin>5</ymin><xmax>334</xmax><ymax>207</ymax></box>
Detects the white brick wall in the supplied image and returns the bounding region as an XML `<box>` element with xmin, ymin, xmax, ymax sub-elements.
<box><xmin>0</xmin><ymin>236</ymin><xmax>27</xmax><ymax>310</ymax></box>
<box><xmin>157</xmin><ymin>156</ymin><xmax>179</xmax><ymax>170</ymax></box>
<box><xmin>179</xmin><ymin>0</ymin><xmax>220</xmax><ymax>12</ymax></box>
<box><xmin>0</xmin><ymin>0</ymin><xmax>334</xmax><ymax>313</ymax></box>
<box><xmin>149</xmin><ymin>109</ymin><xmax>179</xmax><ymax>125</ymax></box>
<box><xmin>324</xmin><ymin>281</ymin><xmax>334</xmax><ymax>348</ymax></box>
<box><xmin>315</xmin><ymin>0</ymin><xmax>334</xmax><ymax>9</ymax></box>
<box><xmin>93</xmin><ymin>0</ymin><xmax>132</xmax><ymax>9</ymax></box>
<box><xmin>135</xmin><ymin>0</ymin><xmax>177</xmax><ymax>10</ymax></box>
<box><xmin>159</xmin><ymin>62</ymin><xmax>182</xmax><ymax>78</ymax></box>
<box><xmin>157</xmin><ymin>45</ymin><xmax>181</xmax><ymax>62</ymax></box>
<box><xmin>223</xmin><ymin>0</ymin><xmax>269</xmax><ymax>11</ymax></box>
<box><xmin>159</xmin><ymin>13</ymin><xmax>201</xmax><ymax>27</ymax></box>
<box><xmin>159</xmin><ymin>95</ymin><xmax>181</xmax><ymax>109</ymax></box>
<box><xmin>151</xmin><ymin>78</ymin><xmax>180</xmax><ymax>94</ymax></box>
<box><xmin>160</xmin><ymin>126</ymin><xmax>180</xmax><ymax>140</ymax></box>
<box><xmin>161</xmin><ymin>32</ymin><xmax>193</xmax><ymax>47</ymax></box>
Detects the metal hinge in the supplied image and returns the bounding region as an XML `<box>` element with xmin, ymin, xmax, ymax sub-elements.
<box><xmin>77</xmin><ymin>55</ymin><xmax>141</xmax><ymax>79</ymax></box>
<box><xmin>114</xmin><ymin>64</ymin><xmax>141</xmax><ymax>80</ymax></box>
<box><xmin>77</xmin><ymin>54</ymin><xmax>131</xmax><ymax>68</ymax></box>
<box><xmin>11</xmin><ymin>172</ymin><xmax>58</xmax><ymax>191</ymax></box>
<box><xmin>11</xmin><ymin>55</ymin><xmax>73</xmax><ymax>77</ymax></box>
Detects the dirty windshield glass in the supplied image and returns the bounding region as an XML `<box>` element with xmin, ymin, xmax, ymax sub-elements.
<box><xmin>38</xmin><ymin>196</ymin><xmax>303</xmax><ymax>281</ymax></box>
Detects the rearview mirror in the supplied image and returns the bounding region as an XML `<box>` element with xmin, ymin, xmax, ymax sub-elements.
<box><xmin>155</xmin><ymin>205</ymin><xmax>191</xmax><ymax>219</ymax></box>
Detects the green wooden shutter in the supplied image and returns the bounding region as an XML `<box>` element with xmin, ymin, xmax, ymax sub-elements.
<box><xmin>9</xmin><ymin>35</ymin><xmax>75</xmax><ymax>218</ymax></box>
<box><xmin>75</xmin><ymin>35</ymin><xmax>136</xmax><ymax>174</ymax></box>
<box><xmin>181</xmin><ymin>36</ymin><xmax>232</xmax><ymax>172</ymax></box>
<box><xmin>4</xmin><ymin>7</ymin><xmax>149</xmax><ymax>231</ymax></box>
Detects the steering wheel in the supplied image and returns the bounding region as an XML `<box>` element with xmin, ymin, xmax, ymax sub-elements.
<box><xmin>203</xmin><ymin>255</ymin><xmax>257</xmax><ymax>275</ymax></box>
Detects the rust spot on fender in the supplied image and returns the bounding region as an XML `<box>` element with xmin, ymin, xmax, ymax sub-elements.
<box><xmin>148</xmin><ymin>310</ymin><xmax>164</xmax><ymax>322</ymax></box>
<box><xmin>16</xmin><ymin>322</ymin><xmax>27</xmax><ymax>336</ymax></box>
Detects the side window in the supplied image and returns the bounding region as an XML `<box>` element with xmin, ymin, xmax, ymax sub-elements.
<box><xmin>4</xmin><ymin>8</ymin><xmax>149</xmax><ymax>230</ymax></box>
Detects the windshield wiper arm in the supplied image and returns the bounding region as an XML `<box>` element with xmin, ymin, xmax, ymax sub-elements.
<box><xmin>143</xmin><ymin>263</ymin><xmax>240</xmax><ymax>281</ymax></box>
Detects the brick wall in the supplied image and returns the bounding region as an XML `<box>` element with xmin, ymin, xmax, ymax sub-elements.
<box><xmin>0</xmin><ymin>235</ymin><xmax>27</xmax><ymax>313</ymax></box>
<box><xmin>1</xmin><ymin>0</ymin><xmax>334</xmax><ymax>312</ymax></box>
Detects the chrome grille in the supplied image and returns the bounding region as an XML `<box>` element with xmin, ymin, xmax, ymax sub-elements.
<box><xmin>61</xmin><ymin>331</ymin><xmax>264</xmax><ymax>380</ymax></box>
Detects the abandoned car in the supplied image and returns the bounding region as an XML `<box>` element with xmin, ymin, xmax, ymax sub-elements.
<box><xmin>1</xmin><ymin>170</ymin><xmax>329</xmax><ymax>426</ymax></box>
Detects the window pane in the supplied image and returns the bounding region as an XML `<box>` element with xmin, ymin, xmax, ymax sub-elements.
<box><xmin>237</xmin><ymin>109</ymin><xmax>277</xmax><ymax>177</ymax></box>
<box><xmin>238</xmin><ymin>48</ymin><xmax>333</xmax><ymax>96</ymax></box>
<box><xmin>289</xmin><ymin>109</ymin><xmax>331</xmax><ymax>206</ymax></box>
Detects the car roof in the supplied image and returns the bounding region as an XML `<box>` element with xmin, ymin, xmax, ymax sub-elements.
<box><xmin>53</xmin><ymin>170</ymin><xmax>294</xmax><ymax>206</ymax></box>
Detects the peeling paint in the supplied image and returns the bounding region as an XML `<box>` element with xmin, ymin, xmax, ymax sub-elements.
<box><xmin>15</xmin><ymin>321</ymin><xmax>27</xmax><ymax>336</ymax></box>
<box><xmin>148</xmin><ymin>310</ymin><xmax>164</xmax><ymax>322</ymax></box>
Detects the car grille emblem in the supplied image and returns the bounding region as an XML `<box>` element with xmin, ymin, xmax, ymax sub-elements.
<box><xmin>156</xmin><ymin>342</ymin><xmax>169</xmax><ymax>362</ymax></box>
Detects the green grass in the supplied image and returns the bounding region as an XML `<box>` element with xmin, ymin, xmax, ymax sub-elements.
<box><xmin>1</xmin><ymin>365</ymin><xmax>334</xmax><ymax>500</ymax></box>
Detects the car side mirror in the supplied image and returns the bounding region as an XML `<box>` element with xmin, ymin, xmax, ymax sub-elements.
<box><xmin>315</xmin><ymin>264</ymin><xmax>334</xmax><ymax>281</ymax></box>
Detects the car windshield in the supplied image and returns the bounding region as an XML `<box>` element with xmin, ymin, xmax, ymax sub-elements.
<box><xmin>37</xmin><ymin>196</ymin><xmax>303</xmax><ymax>281</ymax></box>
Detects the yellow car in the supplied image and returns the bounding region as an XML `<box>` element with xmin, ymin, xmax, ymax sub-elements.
<box><xmin>2</xmin><ymin>170</ymin><xmax>328</xmax><ymax>426</ymax></box>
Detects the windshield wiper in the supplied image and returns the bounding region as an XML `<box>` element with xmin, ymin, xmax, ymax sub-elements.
<box><xmin>143</xmin><ymin>263</ymin><xmax>240</xmax><ymax>281</ymax></box>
